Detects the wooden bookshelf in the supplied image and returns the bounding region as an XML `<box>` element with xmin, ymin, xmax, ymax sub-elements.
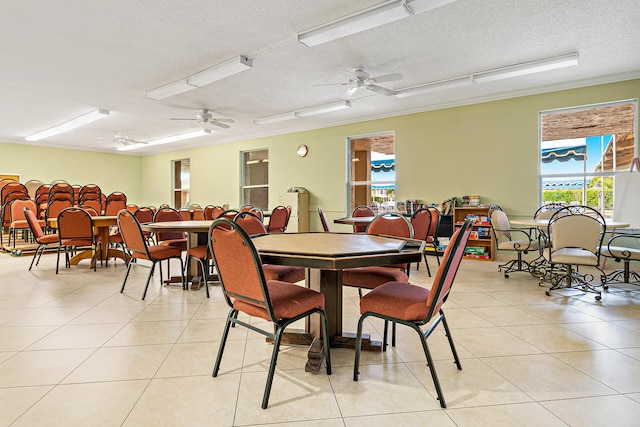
<box><xmin>453</xmin><ymin>206</ymin><xmax>494</xmax><ymax>261</ymax></box>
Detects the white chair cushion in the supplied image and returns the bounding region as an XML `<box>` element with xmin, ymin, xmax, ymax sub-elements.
<box><xmin>548</xmin><ymin>247</ymin><xmax>598</xmax><ymax>266</ymax></box>
<box><xmin>599</xmin><ymin>245</ymin><xmax>640</xmax><ymax>261</ymax></box>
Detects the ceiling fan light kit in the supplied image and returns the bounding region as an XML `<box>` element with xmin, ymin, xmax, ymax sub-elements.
<box><xmin>297</xmin><ymin>0</ymin><xmax>456</xmax><ymax>47</ymax></box>
<box><xmin>145</xmin><ymin>56</ymin><xmax>252</xmax><ymax>100</ymax></box>
<box><xmin>25</xmin><ymin>109</ymin><xmax>109</xmax><ymax>141</ymax></box>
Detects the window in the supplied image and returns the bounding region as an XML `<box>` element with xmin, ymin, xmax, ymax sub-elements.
<box><xmin>348</xmin><ymin>133</ymin><xmax>395</xmax><ymax>213</ymax></box>
<box><xmin>241</xmin><ymin>149</ymin><xmax>268</xmax><ymax>210</ymax></box>
<box><xmin>539</xmin><ymin>101</ymin><xmax>637</xmax><ymax>217</ymax></box>
<box><xmin>172</xmin><ymin>158</ymin><xmax>190</xmax><ymax>208</ymax></box>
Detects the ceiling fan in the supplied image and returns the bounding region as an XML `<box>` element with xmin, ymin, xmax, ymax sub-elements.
<box><xmin>97</xmin><ymin>132</ymin><xmax>146</xmax><ymax>146</ymax></box>
<box><xmin>317</xmin><ymin>69</ymin><xmax>403</xmax><ymax>99</ymax></box>
<box><xmin>170</xmin><ymin>109</ymin><xmax>235</xmax><ymax>129</ymax></box>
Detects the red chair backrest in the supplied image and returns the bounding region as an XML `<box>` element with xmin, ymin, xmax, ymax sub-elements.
<box><xmin>105</xmin><ymin>198</ymin><xmax>126</xmax><ymax>216</ymax></box>
<box><xmin>425</xmin><ymin>220</ymin><xmax>471</xmax><ymax>318</ymax></box>
<box><xmin>46</xmin><ymin>199</ymin><xmax>74</xmax><ymax>221</ymax></box>
<box><xmin>210</xmin><ymin>219</ymin><xmax>273</xmax><ymax>319</ymax></box>
<box><xmin>57</xmin><ymin>207</ymin><xmax>93</xmax><ymax>242</ymax></box>
<box><xmin>10</xmin><ymin>199</ymin><xmax>36</xmax><ymax>224</ymax></box>
<box><xmin>118</xmin><ymin>210</ymin><xmax>151</xmax><ymax>260</ymax></box>
<box><xmin>24</xmin><ymin>207</ymin><xmax>45</xmax><ymax>240</ymax></box>
<box><xmin>367</xmin><ymin>213</ymin><xmax>413</xmax><ymax>239</ymax></box>
<box><xmin>267</xmin><ymin>206</ymin><xmax>288</xmax><ymax>233</ymax></box>
<box><xmin>1</xmin><ymin>182</ymin><xmax>28</xmax><ymax>204</ymax></box>
<box><xmin>352</xmin><ymin>205</ymin><xmax>375</xmax><ymax>233</ymax></box>
<box><xmin>81</xmin><ymin>198</ymin><xmax>103</xmax><ymax>215</ymax></box>
<box><xmin>318</xmin><ymin>207</ymin><xmax>331</xmax><ymax>232</ymax></box>
<box><xmin>234</xmin><ymin>212</ymin><xmax>268</xmax><ymax>236</ymax></box>
<box><xmin>154</xmin><ymin>208</ymin><xmax>185</xmax><ymax>242</ymax></box>
<box><xmin>134</xmin><ymin>207</ymin><xmax>154</xmax><ymax>224</ymax></box>
<box><xmin>410</xmin><ymin>208</ymin><xmax>432</xmax><ymax>241</ymax></box>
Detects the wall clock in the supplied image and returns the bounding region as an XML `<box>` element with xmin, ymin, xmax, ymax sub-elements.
<box><xmin>296</xmin><ymin>144</ymin><xmax>308</xmax><ymax>157</ymax></box>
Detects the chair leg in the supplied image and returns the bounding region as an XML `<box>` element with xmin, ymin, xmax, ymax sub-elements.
<box><xmin>29</xmin><ymin>244</ymin><xmax>41</xmax><ymax>271</ymax></box>
<box><xmin>213</xmin><ymin>309</ymin><xmax>236</xmax><ymax>377</ymax></box>
<box><xmin>353</xmin><ymin>314</ymin><xmax>367</xmax><ymax>381</ymax></box>
<box><xmin>423</xmin><ymin>252</ymin><xmax>432</xmax><ymax>277</ymax></box>
<box><xmin>141</xmin><ymin>262</ymin><xmax>157</xmax><ymax>300</ymax></box>
<box><xmin>55</xmin><ymin>245</ymin><xmax>62</xmax><ymax>274</ymax></box>
<box><xmin>440</xmin><ymin>310</ymin><xmax>462</xmax><ymax>370</ymax></box>
<box><xmin>120</xmin><ymin>260</ymin><xmax>133</xmax><ymax>293</ymax></box>
<box><xmin>262</xmin><ymin>325</ymin><xmax>285</xmax><ymax>409</ymax></box>
<box><xmin>414</xmin><ymin>323</ymin><xmax>447</xmax><ymax>408</ymax></box>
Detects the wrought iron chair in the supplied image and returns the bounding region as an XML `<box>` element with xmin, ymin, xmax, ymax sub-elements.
<box><xmin>600</xmin><ymin>231</ymin><xmax>640</xmax><ymax>287</ymax></box>
<box><xmin>353</xmin><ymin>219</ymin><xmax>472</xmax><ymax>408</ymax></box>
<box><xmin>539</xmin><ymin>205</ymin><xmax>606</xmax><ymax>300</ymax></box>
<box><xmin>209</xmin><ymin>218</ymin><xmax>331</xmax><ymax>409</ymax></box>
<box><xmin>489</xmin><ymin>204</ymin><xmax>539</xmax><ymax>278</ymax></box>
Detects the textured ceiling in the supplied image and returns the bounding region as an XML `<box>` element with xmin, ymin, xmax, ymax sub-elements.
<box><xmin>1</xmin><ymin>0</ymin><xmax>639</xmax><ymax>155</ymax></box>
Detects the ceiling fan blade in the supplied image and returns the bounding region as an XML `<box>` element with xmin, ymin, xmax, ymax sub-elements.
<box><xmin>211</xmin><ymin>121</ymin><xmax>230</xmax><ymax>129</ymax></box>
<box><xmin>371</xmin><ymin>73</ymin><xmax>403</xmax><ymax>83</ymax></box>
<box><xmin>353</xmin><ymin>69</ymin><xmax>370</xmax><ymax>79</ymax></box>
<box><xmin>213</xmin><ymin>118</ymin><xmax>234</xmax><ymax>123</ymax></box>
<box><xmin>367</xmin><ymin>85</ymin><xmax>395</xmax><ymax>96</ymax></box>
<box><xmin>170</xmin><ymin>118</ymin><xmax>197</xmax><ymax>121</ymax></box>
<box><xmin>343</xmin><ymin>86</ymin><xmax>359</xmax><ymax>99</ymax></box>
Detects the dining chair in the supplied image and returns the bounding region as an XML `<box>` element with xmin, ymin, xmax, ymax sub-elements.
<box><xmin>153</xmin><ymin>207</ymin><xmax>188</xmax><ymax>280</ymax></box>
<box><xmin>8</xmin><ymin>199</ymin><xmax>39</xmax><ymax>247</ymax></box>
<box><xmin>488</xmin><ymin>204</ymin><xmax>539</xmax><ymax>278</ymax></box>
<box><xmin>351</xmin><ymin>205</ymin><xmax>375</xmax><ymax>233</ymax></box>
<box><xmin>600</xmin><ymin>231</ymin><xmax>640</xmax><ymax>287</ymax></box>
<box><xmin>540</xmin><ymin>205</ymin><xmax>607</xmax><ymax>300</ymax></box>
<box><xmin>44</xmin><ymin>198</ymin><xmax>74</xmax><ymax>233</ymax></box>
<box><xmin>104</xmin><ymin>191</ymin><xmax>127</xmax><ymax>216</ymax></box>
<box><xmin>266</xmin><ymin>205</ymin><xmax>289</xmax><ymax>233</ymax></box>
<box><xmin>318</xmin><ymin>206</ymin><xmax>331</xmax><ymax>232</ymax></box>
<box><xmin>24</xmin><ymin>207</ymin><xmax>59</xmax><ymax>271</ymax></box>
<box><xmin>353</xmin><ymin>219</ymin><xmax>472</xmax><ymax>409</ymax></box>
<box><xmin>343</xmin><ymin>212</ymin><xmax>413</xmax><ymax>348</ymax></box>
<box><xmin>209</xmin><ymin>218</ymin><xmax>331</xmax><ymax>409</ymax></box>
<box><xmin>118</xmin><ymin>210</ymin><xmax>185</xmax><ymax>300</ymax></box>
<box><xmin>234</xmin><ymin>211</ymin><xmax>305</xmax><ymax>283</ymax></box>
<box><xmin>410</xmin><ymin>207</ymin><xmax>441</xmax><ymax>276</ymax></box>
<box><xmin>56</xmin><ymin>207</ymin><xmax>102</xmax><ymax>274</ymax></box>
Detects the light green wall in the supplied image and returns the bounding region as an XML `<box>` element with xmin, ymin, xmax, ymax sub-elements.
<box><xmin>3</xmin><ymin>79</ymin><xmax>638</xmax><ymax>230</ymax></box>
<box><xmin>140</xmin><ymin>79</ymin><xmax>640</xmax><ymax>230</ymax></box>
<box><xmin>0</xmin><ymin>142</ymin><xmax>142</xmax><ymax>202</ymax></box>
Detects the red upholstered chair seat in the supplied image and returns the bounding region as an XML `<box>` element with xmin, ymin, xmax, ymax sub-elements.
<box><xmin>234</xmin><ymin>280</ymin><xmax>324</xmax><ymax>321</ymax></box>
<box><xmin>263</xmin><ymin>264</ymin><xmax>305</xmax><ymax>283</ymax></box>
<box><xmin>159</xmin><ymin>238</ymin><xmax>187</xmax><ymax>251</ymax></box>
<box><xmin>136</xmin><ymin>244</ymin><xmax>182</xmax><ymax>261</ymax></box>
<box><xmin>187</xmin><ymin>245</ymin><xmax>208</xmax><ymax>260</ymax></box>
<box><xmin>342</xmin><ymin>266</ymin><xmax>408</xmax><ymax>289</ymax></box>
<box><xmin>38</xmin><ymin>233</ymin><xmax>59</xmax><ymax>244</ymax></box>
<box><xmin>360</xmin><ymin>281</ymin><xmax>430</xmax><ymax>321</ymax></box>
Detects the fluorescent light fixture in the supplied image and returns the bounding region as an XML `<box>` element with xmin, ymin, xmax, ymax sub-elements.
<box><xmin>187</xmin><ymin>56</ymin><xmax>252</xmax><ymax>87</ymax></box>
<box><xmin>295</xmin><ymin>101</ymin><xmax>351</xmax><ymax>118</ymax></box>
<box><xmin>472</xmin><ymin>52</ymin><xmax>579</xmax><ymax>83</ymax></box>
<box><xmin>394</xmin><ymin>76</ymin><xmax>472</xmax><ymax>98</ymax></box>
<box><xmin>145</xmin><ymin>80</ymin><xmax>196</xmax><ymax>100</ymax></box>
<box><xmin>25</xmin><ymin>109</ymin><xmax>109</xmax><ymax>141</ymax></box>
<box><xmin>145</xmin><ymin>56</ymin><xmax>253</xmax><ymax>100</ymax></box>
<box><xmin>147</xmin><ymin>129</ymin><xmax>212</xmax><ymax>146</ymax></box>
<box><xmin>298</xmin><ymin>0</ymin><xmax>456</xmax><ymax>47</ymax></box>
<box><xmin>253</xmin><ymin>112</ymin><xmax>298</xmax><ymax>125</ymax></box>
<box><xmin>253</xmin><ymin>101</ymin><xmax>351</xmax><ymax>125</ymax></box>
<box><xmin>116</xmin><ymin>143</ymin><xmax>148</xmax><ymax>152</ymax></box>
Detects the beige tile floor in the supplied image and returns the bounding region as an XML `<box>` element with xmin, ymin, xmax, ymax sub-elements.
<box><xmin>2</xmin><ymin>250</ymin><xmax>640</xmax><ymax>426</ymax></box>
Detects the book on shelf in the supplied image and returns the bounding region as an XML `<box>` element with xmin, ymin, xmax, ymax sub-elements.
<box><xmin>464</xmin><ymin>247</ymin><xmax>486</xmax><ymax>256</ymax></box>
<box><xmin>462</xmin><ymin>195</ymin><xmax>480</xmax><ymax>207</ymax></box>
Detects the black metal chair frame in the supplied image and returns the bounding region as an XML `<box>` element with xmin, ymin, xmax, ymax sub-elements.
<box><xmin>353</xmin><ymin>220</ymin><xmax>472</xmax><ymax>409</ymax></box>
<box><xmin>209</xmin><ymin>219</ymin><xmax>331</xmax><ymax>409</ymax></box>
<box><xmin>539</xmin><ymin>205</ymin><xmax>607</xmax><ymax>301</ymax></box>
